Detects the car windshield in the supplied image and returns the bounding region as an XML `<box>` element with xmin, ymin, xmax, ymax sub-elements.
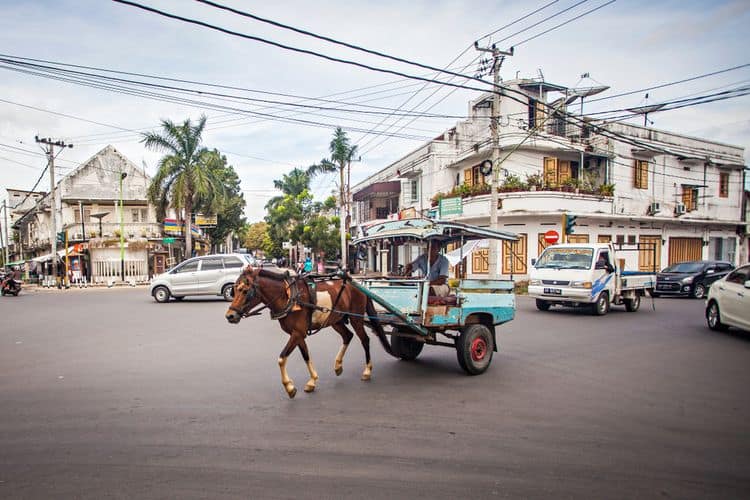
<box><xmin>535</xmin><ymin>248</ymin><xmax>593</xmax><ymax>269</ymax></box>
<box><xmin>662</xmin><ymin>262</ymin><xmax>704</xmax><ymax>273</ymax></box>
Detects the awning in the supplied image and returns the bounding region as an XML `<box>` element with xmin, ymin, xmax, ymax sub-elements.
<box><xmin>31</xmin><ymin>246</ymin><xmax>77</xmax><ymax>262</ymax></box>
<box><xmin>5</xmin><ymin>259</ymin><xmax>26</xmax><ymax>266</ymax></box>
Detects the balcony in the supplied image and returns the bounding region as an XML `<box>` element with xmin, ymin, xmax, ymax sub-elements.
<box><xmin>353</xmin><ymin>181</ymin><xmax>401</xmax><ymax>224</ymax></box>
<box><xmin>62</xmin><ymin>222</ymin><xmax>164</xmax><ymax>240</ymax></box>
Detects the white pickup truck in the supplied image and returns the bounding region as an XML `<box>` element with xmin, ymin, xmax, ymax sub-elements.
<box><xmin>528</xmin><ymin>243</ymin><xmax>656</xmax><ymax>315</ymax></box>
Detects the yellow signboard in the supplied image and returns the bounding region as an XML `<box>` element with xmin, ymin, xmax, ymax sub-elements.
<box><xmin>194</xmin><ymin>214</ymin><xmax>218</xmax><ymax>226</ymax></box>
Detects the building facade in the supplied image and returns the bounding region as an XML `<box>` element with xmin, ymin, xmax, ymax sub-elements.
<box><xmin>351</xmin><ymin>79</ymin><xmax>747</xmax><ymax>278</ymax></box>
<box><xmin>7</xmin><ymin>145</ymin><xmax>207</xmax><ymax>283</ymax></box>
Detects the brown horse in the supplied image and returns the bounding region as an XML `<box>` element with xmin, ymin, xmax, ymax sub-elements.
<box><xmin>225</xmin><ymin>266</ymin><xmax>393</xmax><ymax>398</ymax></box>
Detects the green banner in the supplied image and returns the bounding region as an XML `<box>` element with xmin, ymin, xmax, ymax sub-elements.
<box><xmin>439</xmin><ymin>196</ymin><xmax>462</xmax><ymax>218</ymax></box>
<box><xmin>162</xmin><ymin>237</ymin><xmax>176</xmax><ymax>244</ymax></box>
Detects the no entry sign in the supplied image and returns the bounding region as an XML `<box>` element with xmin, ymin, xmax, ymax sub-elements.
<box><xmin>544</xmin><ymin>230</ymin><xmax>560</xmax><ymax>244</ymax></box>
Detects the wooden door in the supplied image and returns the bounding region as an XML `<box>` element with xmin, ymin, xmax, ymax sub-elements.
<box><xmin>154</xmin><ymin>254</ymin><xmax>165</xmax><ymax>275</ymax></box>
<box><xmin>558</xmin><ymin>161</ymin><xmax>572</xmax><ymax>185</ymax></box>
<box><xmin>543</xmin><ymin>157</ymin><xmax>558</xmax><ymax>187</ymax></box>
<box><xmin>639</xmin><ymin>235</ymin><xmax>661</xmax><ymax>272</ymax></box>
<box><xmin>567</xmin><ymin>234</ymin><xmax>589</xmax><ymax>244</ymax></box>
<box><xmin>669</xmin><ymin>237</ymin><xmax>702</xmax><ymax>264</ymax></box>
<box><xmin>538</xmin><ymin>233</ymin><xmax>550</xmax><ymax>255</ymax></box>
<box><xmin>502</xmin><ymin>233</ymin><xmax>528</xmax><ymax>274</ymax></box>
<box><xmin>472</xmin><ymin>248</ymin><xmax>489</xmax><ymax>274</ymax></box>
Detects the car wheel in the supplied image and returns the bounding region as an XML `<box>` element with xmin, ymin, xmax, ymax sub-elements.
<box><xmin>456</xmin><ymin>324</ymin><xmax>494</xmax><ymax>375</ymax></box>
<box><xmin>222</xmin><ymin>284</ymin><xmax>234</xmax><ymax>302</ymax></box>
<box><xmin>535</xmin><ymin>299</ymin><xmax>551</xmax><ymax>311</ymax></box>
<box><xmin>692</xmin><ymin>283</ymin><xmax>706</xmax><ymax>299</ymax></box>
<box><xmin>706</xmin><ymin>301</ymin><xmax>729</xmax><ymax>331</ymax></box>
<box><xmin>153</xmin><ymin>286</ymin><xmax>170</xmax><ymax>303</ymax></box>
<box><xmin>591</xmin><ymin>292</ymin><xmax>610</xmax><ymax>316</ymax></box>
<box><xmin>624</xmin><ymin>294</ymin><xmax>641</xmax><ymax>312</ymax></box>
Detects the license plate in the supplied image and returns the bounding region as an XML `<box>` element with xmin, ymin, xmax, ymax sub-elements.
<box><xmin>543</xmin><ymin>288</ymin><xmax>562</xmax><ymax>295</ymax></box>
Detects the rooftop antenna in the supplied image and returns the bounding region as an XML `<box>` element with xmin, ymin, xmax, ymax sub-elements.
<box><xmin>627</xmin><ymin>93</ymin><xmax>665</xmax><ymax>127</ymax></box>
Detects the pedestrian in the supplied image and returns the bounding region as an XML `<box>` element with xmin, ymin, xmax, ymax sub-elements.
<box><xmin>303</xmin><ymin>256</ymin><xmax>313</xmax><ymax>273</ymax></box>
<box><xmin>317</xmin><ymin>258</ymin><xmax>325</xmax><ymax>274</ymax></box>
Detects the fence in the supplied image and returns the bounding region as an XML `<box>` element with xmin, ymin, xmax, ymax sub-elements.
<box><xmin>92</xmin><ymin>259</ymin><xmax>149</xmax><ymax>284</ymax></box>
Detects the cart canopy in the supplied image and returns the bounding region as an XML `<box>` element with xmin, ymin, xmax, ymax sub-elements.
<box><xmin>352</xmin><ymin>218</ymin><xmax>518</xmax><ymax>245</ymax></box>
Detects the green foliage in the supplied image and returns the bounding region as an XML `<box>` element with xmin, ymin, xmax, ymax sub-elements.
<box><xmin>500</xmin><ymin>173</ymin><xmax>526</xmax><ymax>191</ymax></box>
<box><xmin>525</xmin><ymin>173</ymin><xmax>544</xmax><ymax>189</ymax></box>
<box><xmin>301</xmin><ymin>215</ymin><xmax>339</xmax><ymax>257</ymax></box>
<box><xmin>244</xmin><ymin>222</ymin><xmax>273</xmax><ymax>255</ymax></box>
<box><xmin>201</xmin><ymin>149</ymin><xmax>247</xmax><ymax>247</ymax></box>
<box><xmin>598</xmin><ymin>183</ymin><xmax>615</xmax><ymax>196</ymax></box>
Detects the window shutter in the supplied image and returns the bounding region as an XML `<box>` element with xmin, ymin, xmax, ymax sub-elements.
<box><xmin>543</xmin><ymin>157</ymin><xmax>558</xmax><ymax>187</ymax></box>
<box><xmin>464</xmin><ymin>168</ymin><xmax>473</xmax><ymax>186</ymax></box>
<box><xmin>558</xmin><ymin>161</ymin><xmax>571</xmax><ymax>184</ymax></box>
<box><xmin>640</xmin><ymin>161</ymin><xmax>649</xmax><ymax>189</ymax></box>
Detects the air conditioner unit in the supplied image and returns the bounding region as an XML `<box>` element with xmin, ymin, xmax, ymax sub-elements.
<box><xmin>73</xmin><ymin>233</ymin><xmax>83</xmax><ymax>240</ymax></box>
<box><xmin>675</xmin><ymin>203</ymin><xmax>686</xmax><ymax>215</ymax></box>
<box><xmin>648</xmin><ymin>202</ymin><xmax>660</xmax><ymax>214</ymax></box>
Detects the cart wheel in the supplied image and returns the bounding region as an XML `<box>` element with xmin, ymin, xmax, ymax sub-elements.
<box><xmin>456</xmin><ymin>324</ymin><xmax>494</xmax><ymax>375</ymax></box>
<box><xmin>390</xmin><ymin>334</ymin><xmax>424</xmax><ymax>361</ymax></box>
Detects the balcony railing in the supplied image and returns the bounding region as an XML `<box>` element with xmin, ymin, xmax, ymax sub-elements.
<box><xmin>61</xmin><ymin>222</ymin><xmax>164</xmax><ymax>240</ymax></box>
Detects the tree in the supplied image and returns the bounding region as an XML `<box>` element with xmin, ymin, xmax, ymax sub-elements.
<box><xmin>244</xmin><ymin>221</ymin><xmax>273</xmax><ymax>255</ymax></box>
<box><xmin>307</xmin><ymin>127</ymin><xmax>358</xmax><ymax>267</ymax></box>
<box><xmin>200</xmin><ymin>150</ymin><xmax>246</xmax><ymax>250</ymax></box>
<box><xmin>142</xmin><ymin>115</ymin><xmax>225</xmax><ymax>259</ymax></box>
<box><xmin>301</xmin><ymin>214</ymin><xmax>340</xmax><ymax>259</ymax></box>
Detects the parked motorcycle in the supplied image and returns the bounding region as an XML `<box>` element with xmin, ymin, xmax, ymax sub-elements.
<box><xmin>0</xmin><ymin>271</ymin><xmax>21</xmax><ymax>296</ymax></box>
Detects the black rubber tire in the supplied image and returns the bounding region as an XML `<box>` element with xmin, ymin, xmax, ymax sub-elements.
<box><xmin>624</xmin><ymin>294</ymin><xmax>641</xmax><ymax>312</ymax></box>
<box><xmin>222</xmin><ymin>284</ymin><xmax>234</xmax><ymax>302</ymax></box>
<box><xmin>591</xmin><ymin>292</ymin><xmax>610</xmax><ymax>316</ymax></box>
<box><xmin>706</xmin><ymin>301</ymin><xmax>729</xmax><ymax>331</ymax></box>
<box><xmin>456</xmin><ymin>324</ymin><xmax>494</xmax><ymax>375</ymax></box>
<box><xmin>692</xmin><ymin>283</ymin><xmax>706</xmax><ymax>299</ymax></box>
<box><xmin>153</xmin><ymin>286</ymin><xmax>170</xmax><ymax>303</ymax></box>
<box><xmin>535</xmin><ymin>299</ymin><xmax>551</xmax><ymax>311</ymax></box>
<box><xmin>390</xmin><ymin>334</ymin><xmax>424</xmax><ymax>361</ymax></box>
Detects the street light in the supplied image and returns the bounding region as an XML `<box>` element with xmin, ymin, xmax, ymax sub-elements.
<box><xmin>119</xmin><ymin>172</ymin><xmax>127</xmax><ymax>282</ymax></box>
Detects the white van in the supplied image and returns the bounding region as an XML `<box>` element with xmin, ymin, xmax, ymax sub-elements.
<box><xmin>528</xmin><ymin>243</ymin><xmax>655</xmax><ymax>315</ymax></box>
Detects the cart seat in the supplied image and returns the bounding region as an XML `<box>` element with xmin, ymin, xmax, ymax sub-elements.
<box><xmin>427</xmin><ymin>295</ymin><xmax>458</xmax><ymax>306</ymax></box>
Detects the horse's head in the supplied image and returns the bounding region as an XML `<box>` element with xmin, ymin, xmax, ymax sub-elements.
<box><xmin>225</xmin><ymin>265</ymin><xmax>261</xmax><ymax>324</ymax></box>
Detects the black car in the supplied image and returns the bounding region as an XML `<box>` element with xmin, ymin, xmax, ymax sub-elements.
<box><xmin>654</xmin><ymin>260</ymin><xmax>734</xmax><ymax>299</ymax></box>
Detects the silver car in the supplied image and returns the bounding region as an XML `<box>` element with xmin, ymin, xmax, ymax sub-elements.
<box><xmin>150</xmin><ymin>253</ymin><xmax>255</xmax><ymax>303</ymax></box>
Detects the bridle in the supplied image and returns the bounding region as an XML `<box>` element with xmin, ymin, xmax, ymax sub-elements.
<box><xmin>227</xmin><ymin>274</ymin><xmax>265</xmax><ymax>318</ymax></box>
<box><xmin>228</xmin><ymin>270</ymin><xmax>299</xmax><ymax>319</ymax></box>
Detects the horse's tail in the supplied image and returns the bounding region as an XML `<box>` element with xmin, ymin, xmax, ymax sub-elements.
<box><xmin>365</xmin><ymin>297</ymin><xmax>395</xmax><ymax>357</ymax></box>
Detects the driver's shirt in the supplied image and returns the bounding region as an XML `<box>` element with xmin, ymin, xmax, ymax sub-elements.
<box><xmin>410</xmin><ymin>254</ymin><xmax>449</xmax><ymax>281</ymax></box>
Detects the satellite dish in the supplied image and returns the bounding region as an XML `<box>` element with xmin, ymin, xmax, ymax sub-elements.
<box><xmin>570</xmin><ymin>85</ymin><xmax>610</xmax><ymax>98</ymax></box>
<box><xmin>626</xmin><ymin>104</ymin><xmax>667</xmax><ymax>114</ymax></box>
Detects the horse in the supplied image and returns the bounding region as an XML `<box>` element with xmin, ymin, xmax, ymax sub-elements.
<box><xmin>225</xmin><ymin>266</ymin><xmax>394</xmax><ymax>398</ymax></box>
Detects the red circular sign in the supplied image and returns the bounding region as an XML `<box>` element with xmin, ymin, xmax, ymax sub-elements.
<box><xmin>544</xmin><ymin>230</ymin><xmax>560</xmax><ymax>244</ymax></box>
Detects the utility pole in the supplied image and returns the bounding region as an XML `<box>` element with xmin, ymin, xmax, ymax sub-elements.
<box><xmin>475</xmin><ymin>42</ymin><xmax>513</xmax><ymax>277</ymax></box>
<box><xmin>35</xmin><ymin>136</ymin><xmax>73</xmax><ymax>286</ymax></box>
<box><xmin>1</xmin><ymin>200</ymin><xmax>8</xmax><ymax>267</ymax></box>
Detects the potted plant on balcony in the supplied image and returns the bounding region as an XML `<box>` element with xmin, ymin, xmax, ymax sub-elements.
<box><xmin>598</xmin><ymin>183</ymin><xmax>615</xmax><ymax>197</ymax></box>
<box><xmin>561</xmin><ymin>177</ymin><xmax>579</xmax><ymax>193</ymax></box>
<box><xmin>499</xmin><ymin>173</ymin><xmax>527</xmax><ymax>193</ymax></box>
<box><xmin>525</xmin><ymin>173</ymin><xmax>544</xmax><ymax>191</ymax></box>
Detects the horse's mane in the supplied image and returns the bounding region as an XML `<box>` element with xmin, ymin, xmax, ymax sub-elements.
<box><xmin>256</xmin><ymin>267</ymin><xmax>292</xmax><ymax>281</ymax></box>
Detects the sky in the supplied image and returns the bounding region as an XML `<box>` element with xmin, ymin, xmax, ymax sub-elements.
<box><xmin>1</xmin><ymin>0</ymin><xmax>749</xmax><ymax>223</ymax></box>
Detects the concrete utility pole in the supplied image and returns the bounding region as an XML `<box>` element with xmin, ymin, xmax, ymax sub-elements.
<box><xmin>2</xmin><ymin>200</ymin><xmax>9</xmax><ymax>266</ymax></box>
<box><xmin>474</xmin><ymin>42</ymin><xmax>513</xmax><ymax>277</ymax></box>
<box><xmin>35</xmin><ymin>136</ymin><xmax>73</xmax><ymax>286</ymax></box>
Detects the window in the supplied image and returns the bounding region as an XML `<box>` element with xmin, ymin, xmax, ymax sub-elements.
<box><xmin>472</xmin><ymin>248</ymin><xmax>489</xmax><ymax>274</ymax></box>
<box><xmin>725</xmin><ymin>266</ymin><xmax>748</xmax><ymax>285</ymax></box>
<box><xmin>615</xmin><ymin>235</ymin><xmax>625</xmax><ymax>245</ymax></box>
<box><xmin>464</xmin><ymin>165</ymin><xmax>486</xmax><ymax>187</ymax></box>
<box><xmin>682</xmin><ymin>187</ymin><xmax>699</xmax><ymax>211</ymax></box>
<box><xmin>543</xmin><ymin>157</ymin><xmax>575</xmax><ymax>188</ymax></box>
<box><xmin>567</xmin><ymin>234</ymin><xmax>589</xmax><ymax>244</ymax></box>
<box><xmin>502</xmin><ymin>233</ymin><xmax>528</xmax><ymax>274</ymax></box>
<box><xmin>223</xmin><ymin>257</ymin><xmax>244</xmax><ymax>268</ymax></box>
<box><xmin>74</xmin><ymin>207</ymin><xmax>92</xmax><ymax>223</ymax></box>
<box><xmin>627</xmin><ymin>235</ymin><xmax>636</xmax><ymax>245</ymax></box>
<box><xmin>634</xmin><ymin>160</ymin><xmax>649</xmax><ymax>189</ymax></box>
<box><xmin>597</xmin><ymin>235</ymin><xmax>611</xmax><ymax>243</ymax></box>
<box><xmin>200</xmin><ymin>258</ymin><xmax>223</xmax><ymax>271</ymax></box>
<box><xmin>375</xmin><ymin>207</ymin><xmax>389</xmax><ymax>219</ymax></box>
<box><xmin>528</xmin><ymin>99</ymin><xmax>546</xmax><ymax>129</ymax></box>
<box><xmin>131</xmin><ymin>208</ymin><xmax>148</xmax><ymax>222</ymax></box>
<box><xmin>410</xmin><ymin>180</ymin><xmax>419</xmax><ymax>202</ymax></box>
<box><xmin>173</xmin><ymin>261</ymin><xmax>199</xmax><ymax>273</ymax></box>
<box><xmin>719</xmin><ymin>172</ymin><xmax>729</xmax><ymax>198</ymax></box>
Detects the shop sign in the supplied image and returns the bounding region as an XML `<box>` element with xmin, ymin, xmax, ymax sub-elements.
<box><xmin>439</xmin><ymin>197</ymin><xmax>462</xmax><ymax>218</ymax></box>
<box><xmin>194</xmin><ymin>213</ymin><xmax>218</xmax><ymax>226</ymax></box>
<box><xmin>162</xmin><ymin>237</ymin><xmax>176</xmax><ymax>244</ymax></box>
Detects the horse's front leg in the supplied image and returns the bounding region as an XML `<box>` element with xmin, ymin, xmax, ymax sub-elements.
<box><xmin>297</xmin><ymin>339</ymin><xmax>319</xmax><ymax>393</ymax></box>
<box><xmin>278</xmin><ymin>336</ymin><xmax>299</xmax><ymax>398</ymax></box>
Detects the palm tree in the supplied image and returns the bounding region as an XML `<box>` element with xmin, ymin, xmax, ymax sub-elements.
<box><xmin>307</xmin><ymin>127</ymin><xmax>358</xmax><ymax>267</ymax></box>
<box><xmin>265</xmin><ymin>168</ymin><xmax>310</xmax><ymax>211</ymax></box>
<box><xmin>142</xmin><ymin>115</ymin><xmax>225</xmax><ymax>259</ymax></box>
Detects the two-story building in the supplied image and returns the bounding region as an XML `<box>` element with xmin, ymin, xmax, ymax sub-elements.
<box><xmin>351</xmin><ymin>78</ymin><xmax>747</xmax><ymax>278</ymax></box>
<box><xmin>8</xmin><ymin>145</ymin><xmax>208</xmax><ymax>284</ymax></box>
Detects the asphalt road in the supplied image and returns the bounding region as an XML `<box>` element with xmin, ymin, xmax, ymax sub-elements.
<box><xmin>1</xmin><ymin>288</ymin><xmax>749</xmax><ymax>499</ymax></box>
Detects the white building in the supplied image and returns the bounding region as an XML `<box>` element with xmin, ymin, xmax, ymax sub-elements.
<box><xmin>8</xmin><ymin>145</ymin><xmax>195</xmax><ymax>283</ymax></box>
<box><xmin>351</xmin><ymin>78</ymin><xmax>747</xmax><ymax>278</ymax></box>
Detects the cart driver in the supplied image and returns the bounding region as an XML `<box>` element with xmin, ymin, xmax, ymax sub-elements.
<box><xmin>403</xmin><ymin>243</ymin><xmax>450</xmax><ymax>297</ymax></box>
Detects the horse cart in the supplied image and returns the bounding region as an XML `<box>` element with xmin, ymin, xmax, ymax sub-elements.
<box><xmin>350</xmin><ymin>218</ymin><xmax>518</xmax><ymax>375</ymax></box>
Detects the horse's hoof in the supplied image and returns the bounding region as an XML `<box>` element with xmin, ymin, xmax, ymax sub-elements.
<box><xmin>287</xmin><ymin>387</ymin><xmax>297</xmax><ymax>399</ymax></box>
<box><xmin>335</xmin><ymin>367</ymin><xmax>343</xmax><ymax>376</ymax></box>
<box><xmin>304</xmin><ymin>383</ymin><xmax>315</xmax><ymax>393</ymax></box>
